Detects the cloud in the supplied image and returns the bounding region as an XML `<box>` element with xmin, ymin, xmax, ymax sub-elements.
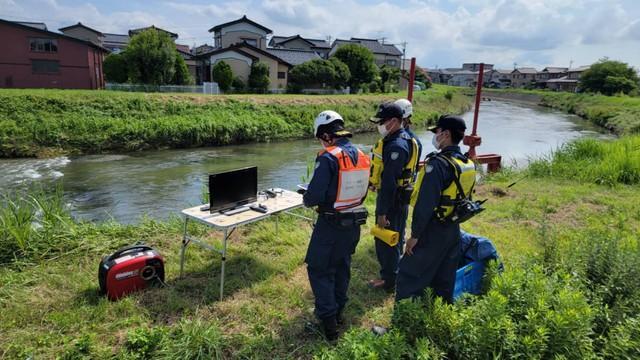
<box><xmin>3</xmin><ymin>0</ymin><xmax>639</xmax><ymax>68</ymax></box>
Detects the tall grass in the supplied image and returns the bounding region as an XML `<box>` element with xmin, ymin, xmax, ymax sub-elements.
<box><xmin>528</xmin><ymin>135</ymin><xmax>640</xmax><ymax>186</ymax></box>
<box><xmin>0</xmin><ymin>86</ymin><xmax>470</xmax><ymax>157</ymax></box>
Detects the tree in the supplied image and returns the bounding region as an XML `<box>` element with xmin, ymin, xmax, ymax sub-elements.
<box><xmin>125</xmin><ymin>29</ymin><xmax>176</xmax><ymax>85</ymax></box>
<box><xmin>580</xmin><ymin>59</ymin><xmax>639</xmax><ymax>95</ymax></box>
<box><xmin>103</xmin><ymin>53</ymin><xmax>128</xmax><ymax>83</ymax></box>
<box><xmin>380</xmin><ymin>65</ymin><xmax>401</xmax><ymax>92</ymax></box>
<box><xmin>332</xmin><ymin>44</ymin><xmax>377</xmax><ymax>93</ymax></box>
<box><xmin>248</xmin><ymin>61</ymin><xmax>270</xmax><ymax>93</ymax></box>
<box><xmin>231</xmin><ymin>76</ymin><xmax>245</xmax><ymax>93</ymax></box>
<box><xmin>211</xmin><ymin>61</ymin><xmax>233</xmax><ymax>92</ymax></box>
<box><xmin>328</xmin><ymin>57</ymin><xmax>350</xmax><ymax>89</ymax></box>
<box><xmin>287</xmin><ymin>58</ymin><xmax>350</xmax><ymax>92</ymax></box>
<box><xmin>173</xmin><ymin>53</ymin><xmax>193</xmax><ymax>85</ymax></box>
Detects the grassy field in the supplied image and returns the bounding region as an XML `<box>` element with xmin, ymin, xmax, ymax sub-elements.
<box><xmin>1</xmin><ymin>135</ymin><xmax>639</xmax><ymax>359</ymax></box>
<box><xmin>484</xmin><ymin>88</ymin><xmax>640</xmax><ymax>135</ymax></box>
<box><xmin>0</xmin><ymin>85</ymin><xmax>470</xmax><ymax>158</ymax></box>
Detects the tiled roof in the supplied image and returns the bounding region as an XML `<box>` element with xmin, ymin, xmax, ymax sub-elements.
<box><xmin>270</xmin><ymin>35</ymin><xmax>331</xmax><ymax>49</ymax></box>
<box><xmin>265</xmin><ymin>48</ymin><xmax>321</xmax><ymax>65</ymax></box>
<box><xmin>513</xmin><ymin>67</ymin><xmax>538</xmax><ymax>74</ymax></box>
<box><xmin>209</xmin><ymin>15</ymin><xmax>272</xmax><ymax>34</ymax></box>
<box><xmin>103</xmin><ymin>33</ymin><xmax>129</xmax><ymax>45</ymax></box>
<box><xmin>129</xmin><ymin>25</ymin><xmax>178</xmax><ymax>39</ymax></box>
<box><xmin>59</xmin><ymin>22</ymin><xmax>103</xmax><ymax>36</ymax></box>
<box><xmin>541</xmin><ymin>67</ymin><xmax>568</xmax><ymax>74</ymax></box>
<box><xmin>332</xmin><ymin>38</ymin><xmax>402</xmax><ymax>56</ymax></box>
<box><xmin>16</xmin><ymin>21</ymin><xmax>47</xmax><ymax>30</ymax></box>
<box><xmin>569</xmin><ymin>65</ymin><xmax>591</xmax><ymax>72</ymax></box>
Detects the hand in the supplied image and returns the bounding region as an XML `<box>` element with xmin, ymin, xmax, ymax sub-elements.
<box><xmin>404</xmin><ymin>237</ymin><xmax>418</xmax><ymax>256</ymax></box>
<box><xmin>377</xmin><ymin>215</ymin><xmax>389</xmax><ymax>228</ymax></box>
<box><xmin>369</xmin><ymin>185</ymin><xmax>377</xmax><ymax>192</ymax></box>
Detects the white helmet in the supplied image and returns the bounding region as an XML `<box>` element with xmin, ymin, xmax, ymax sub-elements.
<box><xmin>314</xmin><ymin>110</ymin><xmax>344</xmax><ymax>137</ymax></box>
<box><xmin>395</xmin><ymin>99</ymin><xmax>413</xmax><ymax>119</ymax></box>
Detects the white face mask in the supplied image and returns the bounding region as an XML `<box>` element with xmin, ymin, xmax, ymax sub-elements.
<box><xmin>431</xmin><ymin>132</ymin><xmax>441</xmax><ymax>150</ymax></box>
<box><xmin>377</xmin><ymin>123</ymin><xmax>389</xmax><ymax>137</ymax></box>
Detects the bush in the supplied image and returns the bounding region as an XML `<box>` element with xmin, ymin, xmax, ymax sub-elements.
<box><xmin>248</xmin><ymin>61</ymin><xmax>270</xmax><ymax>93</ymax></box>
<box><xmin>288</xmin><ymin>58</ymin><xmax>351</xmax><ymax>91</ymax></box>
<box><xmin>231</xmin><ymin>76</ymin><xmax>245</xmax><ymax>93</ymax></box>
<box><xmin>103</xmin><ymin>53</ymin><xmax>128</xmax><ymax>83</ymax></box>
<box><xmin>173</xmin><ymin>53</ymin><xmax>193</xmax><ymax>85</ymax></box>
<box><xmin>580</xmin><ymin>59</ymin><xmax>640</xmax><ymax>95</ymax></box>
<box><xmin>125</xmin><ymin>327</ymin><xmax>167</xmax><ymax>359</ymax></box>
<box><xmin>211</xmin><ymin>61</ymin><xmax>233</xmax><ymax>92</ymax></box>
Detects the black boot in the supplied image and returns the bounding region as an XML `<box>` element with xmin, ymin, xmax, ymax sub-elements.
<box><xmin>321</xmin><ymin>315</ymin><xmax>339</xmax><ymax>341</ymax></box>
<box><xmin>336</xmin><ymin>308</ymin><xmax>344</xmax><ymax>325</ymax></box>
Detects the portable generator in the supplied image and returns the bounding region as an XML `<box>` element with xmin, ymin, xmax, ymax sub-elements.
<box><xmin>98</xmin><ymin>244</ymin><xmax>165</xmax><ymax>300</ymax></box>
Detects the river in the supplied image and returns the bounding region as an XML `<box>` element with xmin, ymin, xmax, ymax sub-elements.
<box><xmin>0</xmin><ymin>100</ymin><xmax>611</xmax><ymax>223</ymax></box>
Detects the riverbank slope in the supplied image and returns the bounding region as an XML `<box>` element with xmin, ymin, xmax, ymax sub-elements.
<box><xmin>484</xmin><ymin>88</ymin><xmax>640</xmax><ymax>134</ymax></box>
<box><xmin>0</xmin><ymin>85</ymin><xmax>470</xmax><ymax>158</ymax></box>
<box><xmin>1</xmin><ymin>135</ymin><xmax>639</xmax><ymax>359</ymax></box>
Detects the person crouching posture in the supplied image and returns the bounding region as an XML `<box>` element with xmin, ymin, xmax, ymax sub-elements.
<box><xmin>303</xmin><ymin>110</ymin><xmax>370</xmax><ymax>340</ymax></box>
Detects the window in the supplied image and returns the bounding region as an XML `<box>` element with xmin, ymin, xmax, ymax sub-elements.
<box><xmin>277</xmin><ymin>72</ymin><xmax>286</xmax><ymax>79</ymax></box>
<box><xmin>30</xmin><ymin>38</ymin><xmax>58</xmax><ymax>53</ymax></box>
<box><xmin>32</xmin><ymin>59</ymin><xmax>59</xmax><ymax>74</ymax></box>
<box><xmin>386</xmin><ymin>59</ymin><xmax>398</xmax><ymax>66</ymax></box>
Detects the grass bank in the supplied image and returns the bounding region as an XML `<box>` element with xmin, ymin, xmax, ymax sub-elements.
<box><xmin>484</xmin><ymin>88</ymin><xmax>640</xmax><ymax>134</ymax></box>
<box><xmin>1</xmin><ymin>135</ymin><xmax>639</xmax><ymax>359</ymax></box>
<box><xmin>0</xmin><ymin>85</ymin><xmax>469</xmax><ymax>158</ymax></box>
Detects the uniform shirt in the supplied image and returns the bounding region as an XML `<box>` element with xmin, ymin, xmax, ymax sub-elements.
<box><xmin>405</xmin><ymin>127</ymin><xmax>423</xmax><ymax>163</ymax></box>
<box><xmin>375</xmin><ymin>128</ymin><xmax>412</xmax><ymax>217</ymax></box>
<box><xmin>410</xmin><ymin>145</ymin><xmax>464</xmax><ymax>239</ymax></box>
<box><xmin>303</xmin><ymin>137</ymin><xmax>360</xmax><ymax>212</ymax></box>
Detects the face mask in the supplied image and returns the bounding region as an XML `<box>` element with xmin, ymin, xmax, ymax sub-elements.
<box><xmin>377</xmin><ymin>123</ymin><xmax>389</xmax><ymax>137</ymax></box>
<box><xmin>431</xmin><ymin>132</ymin><xmax>441</xmax><ymax>150</ymax></box>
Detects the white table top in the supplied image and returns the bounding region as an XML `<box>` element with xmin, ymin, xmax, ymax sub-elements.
<box><xmin>181</xmin><ymin>188</ymin><xmax>304</xmax><ymax>229</ymax></box>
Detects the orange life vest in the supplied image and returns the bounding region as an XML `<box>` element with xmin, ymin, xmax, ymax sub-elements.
<box><xmin>320</xmin><ymin>146</ymin><xmax>371</xmax><ymax>211</ymax></box>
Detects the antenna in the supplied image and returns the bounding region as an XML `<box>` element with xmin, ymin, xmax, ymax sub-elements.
<box><xmin>569</xmin><ymin>59</ymin><xmax>574</xmax><ymax>69</ymax></box>
<box><xmin>513</xmin><ymin>62</ymin><xmax>518</xmax><ymax>70</ymax></box>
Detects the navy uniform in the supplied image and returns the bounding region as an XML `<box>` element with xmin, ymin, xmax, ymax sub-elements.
<box><xmin>405</xmin><ymin>127</ymin><xmax>423</xmax><ymax>164</ymax></box>
<box><xmin>369</xmin><ymin>102</ymin><xmax>419</xmax><ymax>290</ymax></box>
<box><xmin>396</xmin><ymin>116</ymin><xmax>476</xmax><ymax>302</ymax></box>
<box><xmin>304</xmin><ymin>111</ymin><xmax>370</xmax><ymax>340</ymax></box>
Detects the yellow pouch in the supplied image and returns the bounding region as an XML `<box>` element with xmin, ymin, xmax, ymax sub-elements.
<box><xmin>370</xmin><ymin>226</ymin><xmax>400</xmax><ymax>247</ymax></box>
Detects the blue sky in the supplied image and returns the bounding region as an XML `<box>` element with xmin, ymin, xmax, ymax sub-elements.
<box><xmin>2</xmin><ymin>0</ymin><xmax>640</xmax><ymax>70</ymax></box>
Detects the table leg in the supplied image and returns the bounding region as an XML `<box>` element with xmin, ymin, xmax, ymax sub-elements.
<box><xmin>180</xmin><ymin>217</ymin><xmax>189</xmax><ymax>277</ymax></box>
<box><xmin>219</xmin><ymin>227</ymin><xmax>229</xmax><ymax>300</ymax></box>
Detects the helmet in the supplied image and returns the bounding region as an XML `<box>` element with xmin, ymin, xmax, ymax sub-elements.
<box><xmin>314</xmin><ymin>110</ymin><xmax>344</xmax><ymax>137</ymax></box>
<box><xmin>394</xmin><ymin>99</ymin><xmax>413</xmax><ymax>119</ymax></box>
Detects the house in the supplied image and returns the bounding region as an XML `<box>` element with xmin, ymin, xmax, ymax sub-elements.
<box><xmin>487</xmin><ymin>69</ymin><xmax>512</xmax><ymax>88</ymax></box>
<box><xmin>447</xmin><ymin>70</ymin><xmax>490</xmax><ymax>87</ymax></box>
<box><xmin>269</xmin><ymin>35</ymin><xmax>331</xmax><ymax>59</ymax></box>
<box><xmin>0</xmin><ymin>18</ymin><xmax>107</xmax><ymax>89</ymax></box>
<box><xmin>16</xmin><ymin>21</ymin><xmax>47</xmax><ymax>30</ymax></box>
<box><xmin>546</xmin><ymin>65</ymin><xmax>590</xmax><ymax>92</ymax></box>
<box><xmin>329</xmin><ymin>38</ymin><xmax>403</xmax><ymax>68</ymax></box>
<box><xmin>535</xmin><ymin>67</ymin><xmax>568</xmax><ymax>88</ymax></box>
<box><xmin>198</xmin><ymin>42</ymin><xmax>298</xmax><ymax>90</ymax></box>
<box><xmin>511</xmin><ymin>67</ymin><xmax>538</xmax><ymax>88</ymax></box>
<box><xmin>209</xmin><ymin>15</ymin><xmax>272</xmax><ymax>50</ymax></box>
<box><xmin>462</xmin><ymin>63</ymin><xmax>494</xmax><ymax>71</ymax></box>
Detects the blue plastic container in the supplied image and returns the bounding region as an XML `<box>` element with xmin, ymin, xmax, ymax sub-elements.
<box><xmin>453</xmin><ymin>261</ymin><xmax>485</xmax><ymax>300</ymax></box>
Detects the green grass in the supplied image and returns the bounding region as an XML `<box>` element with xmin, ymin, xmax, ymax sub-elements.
<box><xmin>0</xmin><ymin>85</ymin><xmax>470</xmax><ymax>158</ymax></box>
<box><xmin>2</xmin><ymin>135</ymin><xmax>640</xmax><ymax>359</ymax></box>
<box><xmin>484</xmin><ymin>88</ymin><xmax>640</xmax><ymax>134</ymax></box>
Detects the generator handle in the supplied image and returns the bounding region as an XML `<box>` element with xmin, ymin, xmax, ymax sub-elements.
<box><xmin>106</xmin><ymin>244</ymin><xmax>153</xmax><ymax>262</ymax></box>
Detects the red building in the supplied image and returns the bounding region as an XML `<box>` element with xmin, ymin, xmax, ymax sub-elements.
<box><xmin>0</xmin><ymin>19</ymin><xmax>107</xmax><ymax>89</ymax></box>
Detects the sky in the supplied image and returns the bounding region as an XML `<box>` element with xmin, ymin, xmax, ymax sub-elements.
<box><xmin>2</xmin><ymin>0</ymin><xmax>640</xmax><ymax>70</ymax></box>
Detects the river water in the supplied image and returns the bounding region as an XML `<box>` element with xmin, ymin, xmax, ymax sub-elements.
<box><xmin>0</xmin><ymin>101</ymin><xmax>611</xmax><ymax>223</ymax></box>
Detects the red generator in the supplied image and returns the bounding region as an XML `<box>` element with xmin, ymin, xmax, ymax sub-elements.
<box><xmin>98</xmin><ymin>244</ymin><xmax>165</xmax><ymax>300</ymax></box>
